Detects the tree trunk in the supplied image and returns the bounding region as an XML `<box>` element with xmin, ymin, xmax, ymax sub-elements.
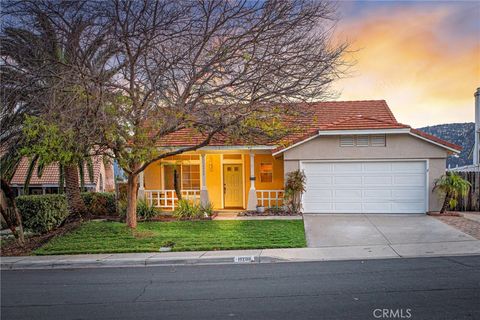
<box><xmin>126</xmin><ymin>173</ymin><xmax>138</xmax><ymax>228</ymax></box>
<box><xmin>64</xmin><ymin>164</ymin><xmax>87</xmax><ymax>216</ymax></box>
<box><xmin>440</xmin><ymin>192</ymin><xmax>450</xmax><ymax>214</ymax></box>
<box><xmin>173</xmin><ymin>168</ymin><xmax>182</xmax><ymax>201</ymax></box>
<box><xmin>0</xmin><ymin>179</ymin><xmax>25</xmax><ymax>246</ymax></box>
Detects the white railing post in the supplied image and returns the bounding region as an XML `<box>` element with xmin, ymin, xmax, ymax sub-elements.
<box><xmin>200</xmin><ymin>155</ymin><xmax>210</xmax><ymax>207</ymax></box>
<box><xmin>247</xmin><ymin>152</ymin><xmax>258</xmax><ymax>210</ymax></box>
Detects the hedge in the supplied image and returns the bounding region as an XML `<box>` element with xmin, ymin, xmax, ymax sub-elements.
<box><xmin>81</xmin><ymin>192</ymin><xmax>117</xmax><ymax>216</ymax></box>
<box><xmin>16</xmin><ymin>194</ymin><xmax>69</xmax><ymax>233</ymax></box>
<box><xmin>17</xmin><ymin>192</ymin><xmax>117</xmax><ymax>233</ymax></box>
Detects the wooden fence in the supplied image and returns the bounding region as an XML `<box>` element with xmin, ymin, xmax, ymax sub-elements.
<box><xmin>453</xmin><ymin>171</ymin><xmax>480</xmax><ymax>212</ymax></box>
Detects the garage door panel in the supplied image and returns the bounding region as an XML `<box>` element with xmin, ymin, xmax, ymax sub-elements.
<box><xmin>364</xmin><ymin>176</ymin><xmax>392</xmax><ymax>185</ymax></box>
<box><xmin>302</xmin><ymin>161</ymin><xmax>426</xmax><ymax>214</ymax></box>
<box><xmin>303</xmin><ymin>190</ymin><xmax>332</xmax><ymax>200</ymax></box>
<box><xmin>304</xmin><ymin>163</ymin><xmax>333</xmax><ymax>173</ymax></box>
<box><xmin>363</xmin><ymin>202</ymin><xmax>392</xmax><ymax>212</ymax></box>
<box><xmin>333</xmin><ymin>163</ymin><xmax>362</xmax><ymax>172</ymax></box>
<box><xmin>392</xmin><ymin>202</ymin><xmax>425</xmax><ymax>213</ymax></box>
<box><xmin>334</xmin><ymin>202</ymin><xmax>362</xmax><ymax>211</ymax></box>
<box><xmin>364</xmin><ymin>189</ymin><xmax>391</xmax><ymax>199</ymax></box>
<box><xmin>363</xmin><ymin>162</ymin><xmax>391</xmax><ymax>172</ymax></box>
<box><xmin>394</xmin><ymin>174</ymin><xmax>424</xmax><ymax>186</ymax></box>
<box><xmin>306</xmin><ymin>176</ymin><xmax>333</xmax><ymax>185</ymax></box>
<box><xmin>391</xmin><ymin>162</ymin><xmax>425</xmax><ymax>172</ymax></box>
<box><xmin>392</xmin><ymin>189</ymin><xmax>424</xmax><ymax>200</ymax></box>
<box><xmin>334</xmin><ymin>176</ymin><xmax>362</xmax><ymax>185</ymax></box>
<box><xmin>334</xmin><ymin>189</ymin><xmax>362</xmax><ymax>199</ymax></box>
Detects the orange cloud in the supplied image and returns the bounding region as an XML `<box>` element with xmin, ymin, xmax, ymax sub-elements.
<box><xmin>333</xmin><ymin>4</ymin><xmax>480</xmax><ymax>127</ymax></box>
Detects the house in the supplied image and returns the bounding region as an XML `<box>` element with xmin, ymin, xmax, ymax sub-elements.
<box><xmin>10</xmin><ymin>156</ymin><xmax>115</xmax><ymax>196</ymax></box>
<box><xmin>139</xmin><ymin>100</ymin><xmax>461</xmax><ymax>214</ymax></box>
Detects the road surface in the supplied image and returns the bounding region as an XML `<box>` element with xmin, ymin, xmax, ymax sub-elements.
<box><xmin>2</xmin><ymin>256</ymin><xmax>480</xmax><ymax>319</ymax></box>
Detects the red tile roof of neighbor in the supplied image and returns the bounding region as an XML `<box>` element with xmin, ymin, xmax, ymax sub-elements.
<box><xmin>155</xmin><ymin>100</ymin><xmax>461</xmax><ymax>152</ymax></box>
<box><xmin>10</xmin><ymin>156</ymin><xmax>102</xmax><ymax>186</ymax></box>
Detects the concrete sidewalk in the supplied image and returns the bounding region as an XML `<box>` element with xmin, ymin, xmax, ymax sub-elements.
<box><xmin>2</xmin><ymin>240</ymin><xmax>480</xmax><ymax>270</ymax></box>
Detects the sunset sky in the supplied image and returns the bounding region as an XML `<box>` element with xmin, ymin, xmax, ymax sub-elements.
<box><xmin>332</xmin><ymin>0</ymin><xmax>480</xmax><ymax>127</ymax></box>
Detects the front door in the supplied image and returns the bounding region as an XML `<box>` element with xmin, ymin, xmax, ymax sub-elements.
<box><xmin>223</xmin><ymin>164</ymin><xmax>243</xmax><ymax>208</ymax></box>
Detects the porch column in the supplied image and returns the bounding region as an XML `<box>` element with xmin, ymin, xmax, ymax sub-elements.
<box><xmin>138</xmin><ymin>170</ymin><xmax>145</xmax><ymax>200</ymax></box>
<box><xmin>200</xmin><ymin>153</ymin><xmax>210</xmax><ymax>206</ymax></box>
<box><xmin>247</xmin><ymin>152</ymin><xmax>258</xmax><ymax>210</ymax></box>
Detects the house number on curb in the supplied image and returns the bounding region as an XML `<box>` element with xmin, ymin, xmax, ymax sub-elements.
<box><xmin>234</xmin><ymin>256</ymin><xmax>255</xmax><ymax>263</ymax></box>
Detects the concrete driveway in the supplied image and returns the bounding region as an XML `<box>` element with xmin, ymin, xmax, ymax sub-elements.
<box><xmin>303</xmin><ymin>214</ymin><xmax>476</xmax><ymax>248</ymax></box>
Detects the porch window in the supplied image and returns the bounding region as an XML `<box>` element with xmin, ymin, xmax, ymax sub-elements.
<box><xmin>260</xmin><ymin>163</ymin><xmax>273</xmax><ymax>183</ymax></box>
<box><xmin>163</xmin><ymin>164</ymin><xmax>200</xmax><ymax>190</ymax></box>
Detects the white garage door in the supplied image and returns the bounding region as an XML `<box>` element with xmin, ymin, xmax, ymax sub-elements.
<box><xmin>302</xmin><ymin>161</ymin><xmax>426</xmax><ymax>214</ymax></box>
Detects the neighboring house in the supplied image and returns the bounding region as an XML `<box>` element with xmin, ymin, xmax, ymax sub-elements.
<box><xmin>10</xmin><ymin>156</ymin><xmax>115</xmax><ymax>196</ymax></box>
<box><xmin>140</xmin><ymin>100</ymin><xmax>461</xmax><ymax>214</ymax></box>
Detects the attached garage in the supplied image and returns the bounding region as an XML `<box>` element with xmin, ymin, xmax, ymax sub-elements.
<box><xmin>301</xmin><ymin>161</ymin><xmax>427</xmax><ymax>214</ymax></box>
<box><xmin>270</xmin><ymin>101</ymin><xmax>462</xmax><ymax>214</ymax></box>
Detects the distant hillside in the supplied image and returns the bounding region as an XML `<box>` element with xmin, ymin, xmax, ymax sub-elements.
<box><xmin>418</xmin><ymin>123</ymin><xmax>475</xmax><ymax>168</ymax></box>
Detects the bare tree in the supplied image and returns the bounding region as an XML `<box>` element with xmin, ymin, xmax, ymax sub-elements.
<box><xmin>99</xmin><ymin>0</ymin><xmax>347</xmax><ymax>228</ymax></box>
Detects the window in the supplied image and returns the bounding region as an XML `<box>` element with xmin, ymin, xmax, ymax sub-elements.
<box><xmin>260</xmin><ymin>163</ymin><xmax>273</xmax><ymax>183</ymax></box>
<box><xmin>370</xmin><ymin>135</ymin><xmax>386</xmax><ymax>147</ymax></box>
<box><xmin>182</xmin><ymin>164</ymin><xmax>200</xmax><ymax>189</ymax></box>
<box><xmin>340</xmin><ymin>136</ymin><xmax>355</xmax><ymax>147</ymax></box>
<box><xmin>164</xmin><ymin>164</ymin><xmax>200</xmax><ymax>190</ymax></box>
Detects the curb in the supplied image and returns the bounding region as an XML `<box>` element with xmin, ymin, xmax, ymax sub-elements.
<box><xmin>1</xmin><ymin>256</ymin><xmax>285</xmax><ymax>270</ymax></box>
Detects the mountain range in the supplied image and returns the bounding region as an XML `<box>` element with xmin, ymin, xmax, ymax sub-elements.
<box><xmin>419</xmin><ymin>122</ymin><xmax>475</xmax><ymax>168</ymax></box>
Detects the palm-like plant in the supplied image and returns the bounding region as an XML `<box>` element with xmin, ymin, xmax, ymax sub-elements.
<box><xmin>433</xmin><ymin>172</ymin><xmax>471</xmax><ymax>214</ymax></box>
<box><xmin>1</xmin><ymin>3</ymin><xmax>117</xmax><ymax>215</ymax></box>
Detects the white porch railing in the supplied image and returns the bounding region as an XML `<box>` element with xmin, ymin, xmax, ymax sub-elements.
<box><xmin>145</xmin><ymin>190</ymin><xmax>200</xmax><ymax>210</ymax></box>
<box><xmin>256</xmin><ymin>190</ymin><xmax>285</xmax><ymax>208</ymax></box>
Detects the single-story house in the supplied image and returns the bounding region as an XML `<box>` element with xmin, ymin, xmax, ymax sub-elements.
<box><xmin>10</xmin><ymin>156</ymin><xmax>115</xmax><ymax>196</ymax></box>
<box><xmin>139</xmin><ymin>100</ymin><xmax>461</xmax><ymax>214</ymax></box>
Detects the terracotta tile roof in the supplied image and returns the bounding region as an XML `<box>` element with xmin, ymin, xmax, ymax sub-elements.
<box><xmin>410</xmin><ymin>128</ymin><xmax>462</xmax><ymax>151</ymax></box>
<box><xmin>153</xmin><ymin>100</ymin><xmax>461</xmax><ymax>153</ymax></box>
<box><xmin>10</xmin><ymin>156</ymin><xmax>102</xmax><ymax>186</ymax></box>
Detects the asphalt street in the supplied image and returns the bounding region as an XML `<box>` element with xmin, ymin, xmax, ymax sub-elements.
<box><xmin>2</xmin><ymin>256</ymin><xmax>480</xmax><ymax>320</ymax></box>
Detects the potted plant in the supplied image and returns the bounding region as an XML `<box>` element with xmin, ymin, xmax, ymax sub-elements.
<box><xmin>256</xmin><ymin>205</ymin><xmax>265</xmax><ymax>213</ymax></box>
<box><xmin>433</xmin><ymin>172</ymin><xmax>471</xmax><ymax>214</ymax></box>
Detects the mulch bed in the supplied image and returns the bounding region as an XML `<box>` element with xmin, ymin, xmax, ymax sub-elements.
<box><xmin>238</xmin><ymin>210</ymin><xmax>301</xmax><ymax>217</ymax></box>
<box><xmin>1</xmin><ymin>220</ymin><xmax>82</xmax><ymax>256</ymax></box>
<box><xmin>434</xmin><ymin>215</ymin><xmax>480</xmax><ymax>240</ymax></box>
<box><xmin>427</xmin><ymin>211</ymin><xmax>463</xmax><ymax>217</ymax></box>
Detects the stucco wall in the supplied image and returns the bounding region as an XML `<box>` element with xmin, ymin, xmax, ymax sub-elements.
<box><xmin>283</xmin><ymin>134</ymin><xmax>449</xmax><ymax>212</ymax></box>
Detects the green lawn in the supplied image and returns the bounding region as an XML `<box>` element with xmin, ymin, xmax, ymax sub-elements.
<box><xmin>34</xmin><ymin>220</ymin><xmax>306</xmax><ymax>255</ymax></box>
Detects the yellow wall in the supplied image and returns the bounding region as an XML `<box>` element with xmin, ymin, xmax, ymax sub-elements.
<box><xmin>205</xmin><ymin>154</ymin><xmax>222</xmax><ymax>210</ymax></box>
<box><xmin>143</xmin><ymin>152</ymin><xmax>284</xmax><ymax>209</ymax></box>
<box><xmin>144</xmin><ymin>160</ymin><xmax>162</xmax><ymax>189</ymax></box>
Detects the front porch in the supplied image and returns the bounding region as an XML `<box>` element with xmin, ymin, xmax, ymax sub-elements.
<box><xmin>138</xmin><ymin>148</ymin><xmax>285</xmax><ymax>211</ymax></box>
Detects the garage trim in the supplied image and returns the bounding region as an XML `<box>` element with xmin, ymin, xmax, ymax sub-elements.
<box><xmin>299</xmin><ymin>159</ymin><xmax>429</xmax><ymax>214</ymax></box>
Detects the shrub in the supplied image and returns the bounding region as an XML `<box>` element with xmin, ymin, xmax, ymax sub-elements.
<box><xmin>173</xmin><ymin>200</ymin><xmax>213</xmax><ymax>220</ymax></box>
<box><xmin>117</xmin><ymin>198</ymin><xmax>159</xmax><ymax>220</ymax></box>
<box><xmin>284</xmin><ymin>170</ymin><xmax>306</xmax><ymax>214</ymax></box>
<box><xmin>137</xmin><ymin>199</ymin><xmax>159</xmax><ymax>220</ymax></box>
<box><xmin>173</xmin><ymin>199</ymin><xmax>200</xmax><ymax>220</ymax></box>
<box><xmin>200</xmin><ymin>201</ymin><xmax>214</xmax><ymax>217</ymax></box>
<box><xmin>16</xmin><ymin>194</ymin><xmax>69</xmax><ymax>233</ymax></box>
<box><xmin>81</xmin><ymin>192</ymin><xmax>117</xmax><ymax>216</ymax></box>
